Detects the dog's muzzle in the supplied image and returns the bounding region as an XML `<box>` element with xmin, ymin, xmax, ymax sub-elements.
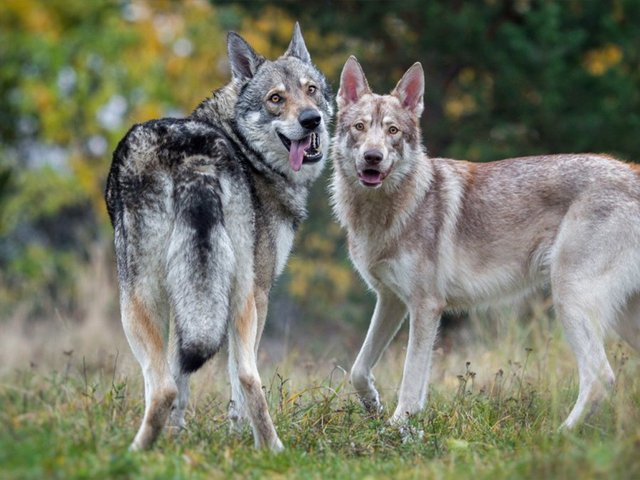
<box><xmin>357</xmin><ymin>149</ymin><xmax>386</xmax><ymax>187</ymax></box>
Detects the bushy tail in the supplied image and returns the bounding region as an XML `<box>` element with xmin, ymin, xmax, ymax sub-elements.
<box><xmin>166</xmin><ymin>169</ymin><xmax>234</xmax><ymax>373</ymax></box>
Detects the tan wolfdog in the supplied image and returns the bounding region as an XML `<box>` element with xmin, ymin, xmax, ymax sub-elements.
<box><xmin>331</xmin><ymin>55</ymin><xmax>640</xmax><ymax>429</ymax></box>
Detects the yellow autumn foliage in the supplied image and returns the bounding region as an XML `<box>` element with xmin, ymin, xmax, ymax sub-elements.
<box><xmin>584</xmin><ymin>44</ymin><xmax>623</xmax><ymax>76</ymax></box>
<box><xmin>287</xmin><ymin>256</ymin><xmax>355</xmax><ymax>302</ymax></box>
<box><xmin>445</xmin><ymin>93</ymin><xmax>478</xmax><ymax>120</ymax></box>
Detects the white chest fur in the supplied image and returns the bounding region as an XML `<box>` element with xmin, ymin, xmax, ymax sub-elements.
<box><xmin>273</xmin><ymin>224</ymin><xmax>295</xmax><ymax>277</ymax></box>
<box><xmin>349</xmin><ymin>232</ymin><xmax>420</xmax><ymax>303</ymax></box>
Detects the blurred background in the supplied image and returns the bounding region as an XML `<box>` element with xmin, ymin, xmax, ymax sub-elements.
<box><xmin>1</xmin><ymin>0</ymin><xmax>640</xmax><ymax>372</ymax></box>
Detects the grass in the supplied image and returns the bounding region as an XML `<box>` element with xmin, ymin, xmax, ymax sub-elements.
<box><xmin>2</xmin><ymin>309</ymin><xmax>640</xmax><ymax>479</ymax></box>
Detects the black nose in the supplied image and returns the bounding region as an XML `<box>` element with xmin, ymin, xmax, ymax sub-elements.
<box><xmin>364</xmin><ymin>149</ymin><xmax>384</xmax><ymax>165</ymax></box>
<box><xmin>298</xmin><ymin>109</ymin><xmax>321</xmax><ymax>130</ymax></box>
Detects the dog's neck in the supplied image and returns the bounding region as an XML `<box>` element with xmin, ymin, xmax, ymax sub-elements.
<box><xmin>191</xmin><ymin>82</ymin><xmax>309</xmax><ymax>228</ymax></box>
<box><xmin>332</xmin><ymin>149</ymin><xmax>433</xmax><ymax>244</ymax></box>
<box><xmin>191</xmin><ymin>82</ymin><xmax>240</xmax><ymax>139</ymax></box>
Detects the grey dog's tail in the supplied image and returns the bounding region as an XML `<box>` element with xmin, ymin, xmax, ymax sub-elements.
<box><xmin>167</xmin><ymin>166</ymin><xmax>234</xmax><ymax>374</ymax></box>
<box><xmin>108</xmin><ymin>119</ymin><xmax>235</xmax><ymax>375</ymax></box>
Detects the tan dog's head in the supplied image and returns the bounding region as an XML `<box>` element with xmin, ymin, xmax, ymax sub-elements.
<box><xmin>333</xmin><ymin>56</ymin><xmax>425</xmax><ymax>189</ymax></box>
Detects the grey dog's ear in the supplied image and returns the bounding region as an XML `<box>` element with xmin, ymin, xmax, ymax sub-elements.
<box><xmin>337</xmin><ymin>56</ymin><xmax>371</xmax><ymax>109</ymax></box>
<box><xmin>284</xmin><ymin>22</ymin><xmax>311</xmax><ymax>64</ymax></box>
<box><xmin>227</xmin><ymin>32</ymin><xmax>264</xmax><ymax>81</ymax></box>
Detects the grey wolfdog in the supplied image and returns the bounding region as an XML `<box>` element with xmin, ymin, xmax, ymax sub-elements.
<box><xmin>105</xmin><ymin>24</ymin><xmax>332</xmax><ymax>452</ymax></box>
<box><xmin>331</xmin><ymin>56</ymin><xmax>640</xmax><ymax>430</ymax></box>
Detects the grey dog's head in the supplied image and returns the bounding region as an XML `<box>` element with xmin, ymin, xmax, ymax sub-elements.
<box><xmin>228</xmin><ymin>23</ymin><xmax>333</xmax><ymax>184</ymax></box>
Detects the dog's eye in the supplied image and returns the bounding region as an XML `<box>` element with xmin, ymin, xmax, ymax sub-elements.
<box><xmin>389</xmin><ymin>126</ymin><xmax>399</xmax><ymax>134</ymax></box>
<box><xmin>307</xmin><ymin>85</ymin><xmax>317</xmax><ymax>94</ymax></box>
<box><xmin>354</xmin><ymin>122</ymin><xmax>365</xmax><ymax>131</ymax></box>
<box><xmin>269</xmin><ymin>93</ymin><xmax>282</xmax><ymax>103</ymax></box>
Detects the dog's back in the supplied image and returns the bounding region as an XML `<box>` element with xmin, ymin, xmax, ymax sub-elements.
<box><xmin>106</xmin><ymin>118</ymin><xmax>244</xmax><ymax>372</ymax></box>
<box><xmin>431</xmin><ymin>153</ymin><xmax>640</xmax><ymax>310</ymax></box>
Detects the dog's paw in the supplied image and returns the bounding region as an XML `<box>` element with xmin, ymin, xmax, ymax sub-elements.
<box><xmin>228</xmin><ymin>413</ymin><xmax>249</xmax><ymax>431</ymax></box>
<box><xmin>387</xmin><ymin>411</ymin><xmax>423</xmax><ymax>444</ymax></box>
<box><xmin>361</xmin><ymin>397</ymin><xmax>383</xmax><ymax>415</ymax></box>
<box><xmin>128</xmin><ymin>441</ymin><xmax>142</xmax><ymax>452</ymax></box>
<box><xmin>270</xmin><ymin>437</ymin><xmax>285</xmax><ymax>453</ymax></box>
<box><xmin>358</xmin><ymin>389</ymin><xmax>383</xmax><ymax>416</ymax></box>
<box><xmin>389</xmin><ymin>407</ymin><xmax>413</xmax><ymax>426</ymax></box>
<box><xmin>228</xmin><ymin>417</ymin><xmax>249</xmax><ymax>434</ymax></box>
<box><xmin>389</xmin><ymin>401</ymin><xmax>424</xmax><ymax>425</ymax></box>
<box><xmin>558</xmin><ymin>420</ymin><xmax>575</xmax><ymax>433</ymax></box>
<box><xmin>168</xmin><ymin>409</ymin><xmax>187</xmax><ymax>433</ymax></box>
<box><xmin>166</xmin><ymin>423</ymin><xmax>187</xmax><ymax>438</ymax></box>
<box><xmin>398</xmin><ymin>424</ymin><xmax>424</xmax><ymax>444</ymax></box>
<box><xmin>228</xmin><ymin>400</ymin><xmax>249</xmax><ymax>433</ymax></box>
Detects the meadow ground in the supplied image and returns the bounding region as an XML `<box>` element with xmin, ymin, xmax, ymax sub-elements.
<box><xmin>2</xmin><ymin>303</ymin><xmax>640</xmax><ymax>480</ymax></box>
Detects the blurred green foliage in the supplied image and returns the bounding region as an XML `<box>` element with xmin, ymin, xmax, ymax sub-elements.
<box><xmin>1</xmin><ymin>0</ymin><xmax>640</xmax><ymax>326</ymax></box>
<box><xmin>215</xmin><ymin>0</ymin><xmax>640</xmax><ymax>160</ymax></box>
<box><xmin>0</xmin><ymin>0</ymin><xmax>230</xmax><ymax>316</ymax></box>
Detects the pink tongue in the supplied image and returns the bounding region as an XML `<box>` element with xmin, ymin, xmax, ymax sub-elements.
<box><xmin>360</xmin><ymin>170</ymin><xmax>382</xmax><ymax>184</ymax></box>
<box><xmin>289</xmin><ymin>136</ymin><xmax>312</xmax><ymax>172</ymax></box>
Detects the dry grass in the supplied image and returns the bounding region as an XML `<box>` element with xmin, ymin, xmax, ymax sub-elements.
<box><xmin>2</xmin><ymin>250</ymin><xmax>640</xmax><ymax>478</ymax></box>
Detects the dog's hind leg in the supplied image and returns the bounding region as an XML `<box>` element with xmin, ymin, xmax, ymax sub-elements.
<box><xmin>121</xmin><ymin>289</ymin><xmax>177</xmax><ymax>451</ymax></box>
<box><xmin>549</xmin><ymin>201</ymin><xmax>640</xmax><ymax>429</ymax></box>
<box><xmin>351</xmin><ymin>287</ymin><xmax>407</xmax><ymax>413</ymax></box>
<box><xmin>614</xmin><ymin>292</ymin><xmax>640</xmax><ymax>352</ymax></box>
<box><xmin>167</xmin><ymin>329</ymin><xmax>190</xmax><ymax>433</ymax></box>
<box><xmin>228</xmin><ymin>289</ymin><xmax>283</xmax><ymax>451</ymax></box>
<box><xmin>253</xmin><ymin>287</ymin><xmax>270</xmax><ymax>358</ymax></box>
<box><xmin>552</xmin><ymin>282</ymin><xmax>615</xmax><ymax>430</ymax></box>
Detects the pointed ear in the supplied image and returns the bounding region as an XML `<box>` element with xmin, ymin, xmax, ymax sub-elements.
<box><xmin>391</xmin><ymin>62</ymin><xmax>425</xmax><ymax>116</ymax></box>
<box><xmin>284</xmin><ymin>22</ymin><xmax>311</xmax><ymax>63</ymax></box>
<box><xmin>337</xmin><ymin>56</ymin><xmax>371</xmax><ymax>109</ymax></box>
<box><xmin>227</xmin><ymin>32</ymin><xmax>264</xmax><ymax>81</ymax></box>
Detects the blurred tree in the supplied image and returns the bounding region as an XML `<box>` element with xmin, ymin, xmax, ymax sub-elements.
<box><xmin>212</xmin><ymin>0</ymin><xmax>640</xmax><ymax>161</ymax></box>
<box><xmin>212</xmin><ymin>0</ymin><xmax>640</xmax><ymax>332</ymax></box>
<box><xmin>0</xmin><ymin>0</ymin><xmax>230</xmax><ymax>316</ymax></box>
<box><xmin>3</xmin><ymin>0</ymin><xmax>640</xmax><ymax>336</ymax></box>
<box><xmin>0</xmin><ymin>0</ymin><xmax>364</xmax><ymax>327</ymax></box>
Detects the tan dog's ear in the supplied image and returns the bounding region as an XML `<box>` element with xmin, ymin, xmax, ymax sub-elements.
<box><xmin>337</xmin><ymin>56</ymin><xmax>371</xmax><ymax>109</ymax></box>
<box><xmin>391</xmin><ymin>62</ymin><xmax>424</xmax><ymax>117</ymax></box>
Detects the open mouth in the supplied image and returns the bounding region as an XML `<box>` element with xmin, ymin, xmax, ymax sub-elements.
<box><xmin>277</xmin><ymin>132</ymin><xmax>323</xmax><ymax>172</ymax></box>
<box><xmin>358</xmin><ymin>168</ymin><xmax>385</xmax><ymax>187</ymax></box>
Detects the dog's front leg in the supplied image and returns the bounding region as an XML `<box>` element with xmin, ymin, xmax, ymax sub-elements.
<box><xmin>228</xmin><ymin>290</ymin><xmax>283</xmax><ymax>451</ymax></box>
<box><xmin>253</xmin><ymin>287</ymin><xmax>269</xmax><ymax>357</ymax></box>
<box><xmin>351</xmin><ymin>287</ymin><xmax>407</xmax><ymax>414</ymax></box>
<box><xmin>390</xmin><ymin>299</ymin><xmax>442</xmax><ymax>424</ymax></box>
